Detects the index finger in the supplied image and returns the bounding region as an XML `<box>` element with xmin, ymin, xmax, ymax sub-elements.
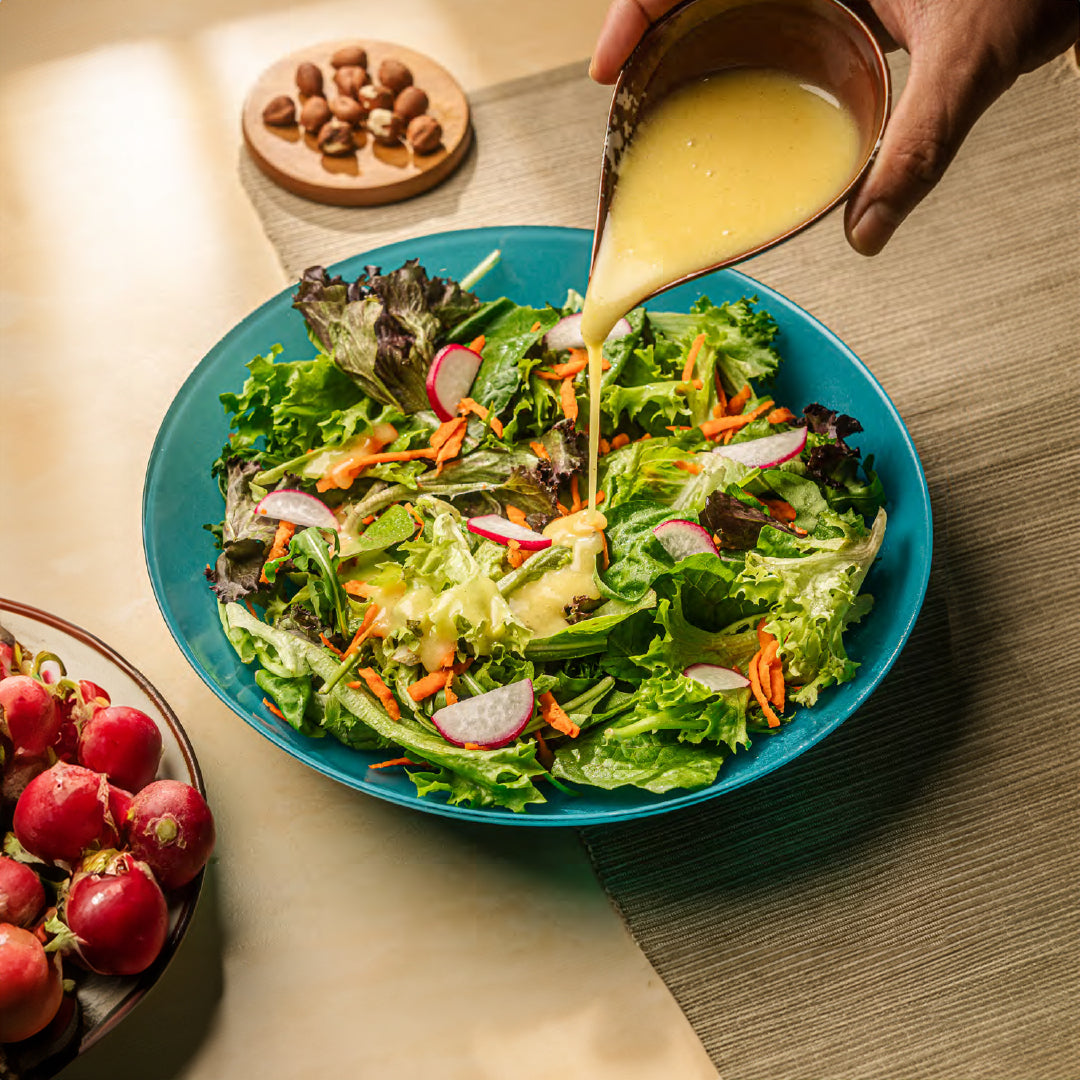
<box><xmin>589</xmin><ymin>0</ymin><xmax>684</xmax><ymax>83</ymax></box>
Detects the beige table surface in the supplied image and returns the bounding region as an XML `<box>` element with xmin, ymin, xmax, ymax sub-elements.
<box><xmin>0</xmin><ymin>2</ymin><xmax>720</xmax><ymax>1078</ymax></box>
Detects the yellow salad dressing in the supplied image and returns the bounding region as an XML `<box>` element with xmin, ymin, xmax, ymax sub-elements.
<box><xmin>580</xmin><ymin>67</ymin><xmax>861</xmax><ymax>508</ymax></box>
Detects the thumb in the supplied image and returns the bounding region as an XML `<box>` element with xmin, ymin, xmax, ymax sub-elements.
<box><xmin>845</xmin><ymin>47</ymin><xmax>1005</xmax><ymax>256</ymax></box>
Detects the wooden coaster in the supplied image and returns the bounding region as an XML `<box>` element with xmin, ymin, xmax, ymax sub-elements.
<box><xmin>242</xmin><ymin>40</ymin><xmax>472</xmax><ymax>207</ymax></box>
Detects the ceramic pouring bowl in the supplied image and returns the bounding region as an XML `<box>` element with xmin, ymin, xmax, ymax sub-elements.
<box><xmin>592</xmin><ymin>0</ymin><xmax>891</xmax><ymax>290</ymax></box>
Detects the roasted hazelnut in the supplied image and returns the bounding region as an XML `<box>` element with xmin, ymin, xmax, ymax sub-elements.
<box><xmin>366</xmin><ymin>108</ymin><xmax>404</xmax><ymax>145</ymax></box>
<box><xmin>357</xmin><ymin>84</ymin><xmax>394</xmax><ymax>115</ymax></box>
<box><xmin>333</xmin><ymin>65</ymin><xmax>368</xmax><ymax>98</ymax></box>
<box><xmin>331</xmin><ymin>45</ymin><xmax>368</xmax><ymax>69</ymax></box>
<box><xmin>262</xmin><ymin>94</ymin><xmax>296</xmax><ymax>126</ymax></box>
<box><xmin>329</xmin><ymin>95</ymin><xmax>364</xmax><ymax>125</ymax></box>
<box><xmin>296</xmin><ymin>61</ymin><xmax>324</xmax><ymax>97</ymax></box>
<box><xmin>378</xmin><ymin>58</ymin><xmax>413</xmax><ymax>95</ymax></box>
<box><xmin>317</xmin><ymin>120</ymin><xmax>356</xmax><ymax>156</ymax></box>
<box><xmin>406</xmin><ymin>114</ymin><xmax>442</xmax><ymax>155</ymax></box>
<box><xmin>393</xmin><ymin>85</ymin><xmax>428</xmax><ymax>122</ymax></box>
<box><xmin>300</xmin><ymin>95</ymin><xmax>332</xmax><ymax>134</ymax></box>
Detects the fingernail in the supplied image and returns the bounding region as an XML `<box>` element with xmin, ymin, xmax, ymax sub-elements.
<box><xmin>848</xmin><ymin>201</ymin><xmax>903</xmax><ymax>257</ymax></box>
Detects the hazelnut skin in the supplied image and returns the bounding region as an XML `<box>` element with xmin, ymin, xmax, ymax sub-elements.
<box><xmin>357</xmin><ymin>84</ymin><xmax>394</xmax><ymax>115</ymax></box>
<box><xmin>333</xmin><ymin>65</ymin><xmax>369</xmax><ymax>98</ymax></box>
<box><xmin>330</xmin><ymin>95</ymin><xmax>365</xmax><ymax>125</ymax></box>
<box><xmin>378</xmin><ymin>58</ymin><xmax>413</xmax><ymax>95</ymax></box>
<box><xmin>300</xmin><ymin>96</ymin><xmax>332</xmax><ymax>134</ymax></box>
<box><xmin>317</xmin><ymin>120</ymin><xmax>356</xmax><ymax>156</ymax></box>
<box><xmin>331</xmin><ymin>45</ymin><xmax>368</xmax><ymax>69</ymax></box>
<box><xmin>407</xmin><ymin>115</ymin><xmax>442</xmax><ymax>155</ymax></box>
<box><xmin>296</xmin><ymin>62</ymin><xmax>324</xmax><ymax>97</ymax></box>
<box><xmin>262</xmin><ymin>95</ymin><xmax>296</xmax><ymax>126</ymax></box>
<box><xmin>393</xmin><ymin>86</ymin><xmax>428</xmax><ymax>122</ymax></box>
<box><xmin>366</xmin><ymin>108</ymin><xmax>404</xmax><ymax>145</ymax></box>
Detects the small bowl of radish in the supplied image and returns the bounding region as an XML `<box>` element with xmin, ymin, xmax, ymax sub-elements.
<box><xmin>0</xmin><ymin>599</ymin><xmax>214</xmax><ymax>1079</ymax></box>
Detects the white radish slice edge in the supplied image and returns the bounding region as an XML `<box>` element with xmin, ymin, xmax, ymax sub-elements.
<box><xmin>467</xmin><ymin>515</ymin><xmax>551</xmax><ymax>550</ymax></box>
<box><xmin>427</xmin><ymin>343</ymin><xmax>483</xmax><ymax>422</ymax></box>
<box><xmin>653</xmin><ymin>519</ymin><xmax>718</xmax><ymax>560</ymax></box>
<box><xmin>544</xmin><ymin>312</ymin><xmax>632</xmax><ymax>351</ymax></box>
<box><xmin>254</xmin><ymin>489</ymin><xmax>338</xmax><ymax>530</ymax></box>
<box><xmin>711</xmin><ymin>425</ymin><xmax>807</xmax><ymax>468</ymax></box>
<box><xmin>684</xmin><ymin>664</ymin><xmax>751</xmax><ymax>692</ymax></box>
<box><xmin>432</xmin><ymin>678</ymin><xmax>535</xmax><ymax>749</ymax></box>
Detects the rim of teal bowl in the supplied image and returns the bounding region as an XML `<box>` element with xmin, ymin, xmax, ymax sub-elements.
<box><xmin>142</xmin><ymin>225</ymin><xmax>932</xmax><ymax>827</ymax></box>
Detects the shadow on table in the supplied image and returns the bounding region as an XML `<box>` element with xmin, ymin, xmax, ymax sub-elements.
<box><xmin>55</xmin><ymin>864</ymin><xmax>225</xmax><ymax>1080</ymax></box>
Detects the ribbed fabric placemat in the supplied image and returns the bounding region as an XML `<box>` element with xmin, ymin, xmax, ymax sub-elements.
<box><xmin>242</xmin><ymin>53</ymin><xmax>1080</xmax><ymax>1080</ymax></box>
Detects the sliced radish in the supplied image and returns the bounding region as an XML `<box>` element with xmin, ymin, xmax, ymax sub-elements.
<box><xmin>467</xmin><ymin>515</ymin><xmax>551</xmax><ymax>550</ymax></box>
<box><xmin>684</xmin><ymin>664</ymin><xmax>751</xmax><ymax>692</ymax></box>
<box><xmin>431</xmin><ymin>678</ymin><xmax>534</xmax><ymax>749</ymax></box>
<box><xmin>653</xmin><ymin>519</ymin><xmax>718</xmax><ymax>560</ymax></box>
<box><xmin>254</xmin><ymin>489</ymin><xmax>338</xmax><ymax>530</ymax></box>
<box><xmin>427</xmin><ymin>344</ymin><xmax>483</xmax><ymax>422</ymax></box>
<box><xmin>544</xmin><ymin>313</ymin><xmax>632</xmax><ymax>351</ymax></box>
<box><xmin>712</xmin><ymin>425</ymin><xmax>807</xmax><ymax>469</ymax></box>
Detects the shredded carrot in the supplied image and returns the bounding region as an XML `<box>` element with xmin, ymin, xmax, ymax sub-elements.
<box><xmin>369</xmin><ymin>757</ymin><xmax>423</xmax><ymax>770</ymax></box>
<box><xmin>674</xmin><ymin>460</ymin><xmax>702</xmax><ymax>475</ymax></box>
<box><xmin>243</xmin><ymin>599</ymin><xmax>259</xmax><ymax>619</ymax></box>
<box><xmin>692</xmin><ymin>378</ymin><xmax>704</xmax><ymax>391</ymax></box>
<box><xmin>767</xmin><ymin>406</ymin><xmax>796</xmax><ymax>425</ymax></box>
<box><xmin>464</xmin><ymin>742</ymin><xmax>482</xmax><ymax>751</ymax></box>
<box><xmin>727</xmin><ymin>383</ymin><xmax>752</xmax><ymax>415</ymax></box>
<box><xmin>570</xmin><ymin>475</ymin><xmax>583</xmax><ymax>513</ymax></box>
<box><xmin>451</xmin><ymin>657</ymin><xmax>474</xmax><ymax>676</ymax></box>
<box><xmin>404</xmin><ymin>502</ymin><xmax>425</xmax><ymax>534</ymax></box>
<box><xmin>762</xmin><ymin>499</ymin><xmax>797</xmax><ymax>524</ymax></box>
<box><xmin>260</xmin><ymin>520</ymin><xmax>296</xmax><ymax>583</ymax></box>
<box><xmin>638</xmin><ymin>433</ymin><xmax>652</xmax><ymax>441</ymax></box>
<box><xmin>407</xmin><ymin>669</ymin><xmax>453</xmax><ymax>702</ymax></box>
<box><xmin>262</xmin><ymin>698</ymin><xmax>286</xmax><ymax>721</ymax></box>
<box><xmin>361</xmin><ymin>514</ymin><xmax>377</xmax><ymax>526</ymax></box>
<box><xmin>539</xmin><ymin>691</ymin><xmax>580</xmax><ymax>738</ymax></box>
<box><xmin>342</xmin><ymin>604</ymin><xmax>380</xmax><ymax>660</ymax></box>
<box><xmin>560</xmin><ymin>377</ymin><xmax>579</xmax><ymax>422</ymax></box>
<box><xmin>556</xmin><ymin>501</ymin><xmax>570</xmax><ymax>516</ymax></box>
<box><xmin>722</xmin><ymin>430</ymin><xmax>734</xmax><ymax>445</ymax></box>
<box><xmin>354</xmin><ymin>666</ymin><xmax>400</xmax><ymax>720</ymax></box>
<box><xmin>458</xmin><ymin>397</ymin><xmax>504</xmax><ymax>438</ymax></box>
<box><xmin>748</xmin><ymin>652</ymin><xmax>781</xmax><ymax>728</ymax></box>
<box><xmin>770</xmin><ymin>662</ymin><xmax>786</xmax><ymax>711</ymax></box>
<box><xmin>714</xmin><ymin>376</ymin><xmax>728</xmax><ymax>416</ymax></box>
<box><xmin>530</xmin><ymin>440</ymin><xmax>550</xmax><ymax>461</ymax></box>
<box><xmin>468</xmin><ymin>334</ymin><xmax>486</xmax><ymax>352</ymax></box>
<box><xmin>320</xmin><ymin>633</ymin><xmax>344</xmax><ymax>656</ymax></box>
<box><xmin>595</xmin><ymin>489</ymin><xmax>606</xmax><ymax>505</ymax></box>
<box><xmin>444</xmin><ymin>677</ymin><xmax>458</xmax><ymax>706</ymax></box>
<box><xmin>505</xmin><ymin>504</ymin><xmax>529</xmax><ymax>528</ymax></box>
<box><xmin>757</xmin><ymin>617</ymin><xmax>772</xmax><ymax>648</ymax></box>
<box><xmin>741</xmin><ymin>398</ymin><xmax>776</xmax><ymax>425</ymax></box>
<box><xmin>506</xmin><ymin>539</ymin><xmax>527</xmax><ymax>569</ymax></box>
<box><xmin>435</xmin><ymin>420</ymin><xmax>468</xmax><ymax>475</ymax></box>
<box><xmin>599</xmin><ymin>528</ymin><xmax>610</xmax><ymax>570</ymax></box>
<box><xmin>344</xmin><ymin>580</ymin><xmax>376</xmax><ymax>598</ymax></box>
<box><xmin>430</xmin><ymin>416</ymin><xmax>467</xmax><ymax>450</ymax></box>
<box><xmin>534</xmin><ymin>369</ymin><xmax>565</xmax><ymax>381</ymax></box>
<box><xmin>681</xmin><ymin>332</ymin><xmax>706</xmax><ymax>383</ymax></box>
<box><xmin>712</xmin><ymin>402</ymin><xmax>725</xmax><ymax>419</ymax></box>
<box><xmin>550</xmin><ymin>355</ymin><xmax>588</xmax><ymax>379</ymax></box>
<box><xmin>761</xmin><ymin>639</ymin><xmax>779</xmax><ymax>669</ymax></box>
<box><xmin>700</xmin><ymin>398</ymin><xmax>775</xmax><ymax>440</ymax></box>
<box><xmin>610</xmin><ymin>433</ymin><xmax>630</xmax><ymax>450</ymax></box>
<box><xmin>598</xmin><ymin>437</ymin><xmax>611</xmax><ymax>456</ymax></box>
<box><xmin>316</xmin><ymin>448</ymin><xmax>437</xmax><ymax>492</ymax></box>
<box><xmin>530</xmin><ymin>320</ymin><xmax>542</xmax><ymax>332</ymax></box>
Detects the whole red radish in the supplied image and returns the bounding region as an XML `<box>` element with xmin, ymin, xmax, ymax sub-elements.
<box><xmin>78</xmin><ymin>705</ymin><xmax>162</xmax><ymax>793</ymax></box>
<box><xmin>107</xmin><ymin>785</ymin><xmax>134</xmax><ymax>845</ymax></box>
<box><xmin>0</xmin><ymin>856</ymin><xmax>46</xmax><ymax>927</ymax></box>
<box><xmin>78</xmin><ymin>680</ymin><xmax>110</xmax><ymax>710</ymax></box>
<box><xmin>0</xmin><ymin>922</ymin><xmax>63</xmax><ymax>1042</ymax></box>
<box><xmin>127</xmin><ymin>780</ymin><xmax>215</xmax><ymax>890</ymax></box>
<box><xmin>65</xmin><ymin>851</ymin><xmax>168</xmax><ymax>976</ymax></box>
<box><xmin>13</xmin><ymin>762</ymin><xmax>114</xmax><ymax>864</ymax></box>
<box><xmin>0</xmin><ymin>675</ymin><xmax>60</xmax><ymax>755</ymax></box>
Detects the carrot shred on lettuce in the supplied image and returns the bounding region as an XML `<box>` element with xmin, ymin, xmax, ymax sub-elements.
<box><xmin>539</xmin><ymin>692</ymin><xmax>580</xmax><ymax>738</ymax></box>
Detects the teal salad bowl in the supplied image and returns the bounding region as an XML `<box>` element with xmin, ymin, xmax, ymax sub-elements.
<box><xmin>142</xmin><ymin>225</ymin><xmax>931</xmax><ymax>826</ymax></box>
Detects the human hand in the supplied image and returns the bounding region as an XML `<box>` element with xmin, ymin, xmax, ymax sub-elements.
<box><xmin>588</xmin><ymin>0</ymin><xmax>1079</xmax><ymax>256</ymax></box>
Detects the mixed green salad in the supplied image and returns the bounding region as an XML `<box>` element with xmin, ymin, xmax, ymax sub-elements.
<box><xmin>206</xmin><ymin>256</ymin><xmax>886</xmax><ymax>812</ymax></box>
